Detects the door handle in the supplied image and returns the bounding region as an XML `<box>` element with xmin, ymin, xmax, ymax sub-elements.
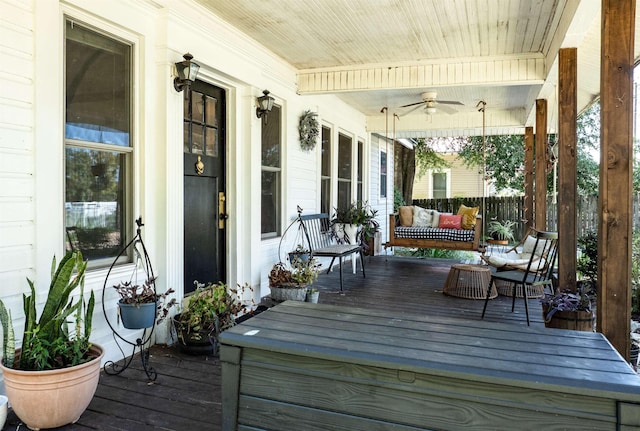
<box><xmin>218</xmin><ymin>192</ymin><xmax>226</xmax><ymax>229</ymax></box>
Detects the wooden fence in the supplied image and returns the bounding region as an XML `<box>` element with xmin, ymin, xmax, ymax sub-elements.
<box><xmin>413</xmin><ymin>195</ymin><xmax>640</xmax><ymax>241</ymax></box>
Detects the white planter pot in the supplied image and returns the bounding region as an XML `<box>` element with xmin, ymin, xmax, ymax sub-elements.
<box><xmin>336</xmin><ymin>223</ymin><xmax>360</xmax><ymax>244</ymax></box>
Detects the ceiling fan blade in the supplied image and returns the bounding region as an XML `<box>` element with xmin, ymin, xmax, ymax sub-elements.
<box><xmin>400</xmin><ymin>101</ymin><xmax>426</xmax><ymax>108</ymax></box>
<box><xmin>398</xmin><ymin>103</ymin><xmax>424</xmax><ymax>116</ymax></box>
<box><xmin>436</xmin><ymin>104</ymin><xmax>459</xmax><ymax>115</ymax></box>
<box><xmin>436</xmin><ymin>100</ymin><xmax>464</xmax><ymax>105</ymax></box>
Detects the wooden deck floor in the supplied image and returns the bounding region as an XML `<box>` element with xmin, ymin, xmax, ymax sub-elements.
<box><xmin>3</xmin><ymin>255</ymin><xmax>546</xmax><ymax>431</ymax></box>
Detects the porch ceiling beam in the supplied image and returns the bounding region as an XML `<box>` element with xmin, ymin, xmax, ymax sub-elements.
<box><xmin>296</xmin><ymin>56</ymin><xmax>545</xmax><ymax>94</ymax></box>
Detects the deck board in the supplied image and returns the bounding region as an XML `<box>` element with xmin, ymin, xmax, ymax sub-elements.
<box><xmin>3</xmin><ymin>255</ymin><xmax>634</xmax><ymax>430</ymax></box>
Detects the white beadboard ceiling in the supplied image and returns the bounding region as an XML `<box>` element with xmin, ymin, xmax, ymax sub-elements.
<box><xmin>196</xmin><ymin>0</ymin><xmax>640</xmax><ymax>138</ymax></box>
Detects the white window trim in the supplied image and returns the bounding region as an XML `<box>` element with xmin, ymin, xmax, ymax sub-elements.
<box><xmin>60</xmin><ymin>9</ymin><xmax>142</xmax><ymax>281</ymax></box>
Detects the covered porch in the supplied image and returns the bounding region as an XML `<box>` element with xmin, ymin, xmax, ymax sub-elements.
<box><xmin>6</xmin><ymin>255</ymin><xmax>636</xmax><ymax>431</ymax></box>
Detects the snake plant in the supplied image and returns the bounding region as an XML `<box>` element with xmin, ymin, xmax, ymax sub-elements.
<box><xmin>0</xmin><ymin>251</ymin><xmax>94</xmax><ymax>370</ymax></box>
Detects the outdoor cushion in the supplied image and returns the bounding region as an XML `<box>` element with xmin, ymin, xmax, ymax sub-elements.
<box><xmin>430</xmin><ymin>210</ymin><xmax>441</xmax><ymax>227</ymax></box>
<box><xmin>457</xmin><ymin>205</ymin><xmax>479</xmax><ymax>230</ymax></box>
<box><xmin>484</xmin><ymin>251</ymin><xmax>545</xmax><ymax>271</ymax></box>
<box><xmin>439</xmin><ymin>214</ymin><xmax>462</xmax><ymax>230</ymax></box>
<box><xmin>394</xmin><ymin>226</ymin><xmax>475</xmax><ymax>242</ymax></box>
<box><xmin>412</xmin><ymin>206</ymin><xmax>434</xmax><ymax>227</ymax></box>
<box><xmin>522</xmin><ymin>235</ymin><xmax>549</xmax><ymax>256</ymax></box>
<box><xmin>398</xmin><ymin>206</ymin><xmax>414</xmax><ymax>226</ymax></box>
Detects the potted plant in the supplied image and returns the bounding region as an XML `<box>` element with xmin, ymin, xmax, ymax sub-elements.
<box><xmin>540</xmin><ymin>286</ymin><xmax>595</xmax><ymax>331</ymax></box>
<box><xmin>360</xmin><ymin>210</ymin><xmax>380</xmax><ymax>256</ymax></box>
<box><xmin>112</xmin><ymin>277</ymin><xmax>176</xmax><ymax>329</ymax></box>
<box><xmin>305</xmin><ymin>287</ymin><xmax>320</xmax><ymax>303</ymax></box>
<box><xmin>288</xmin><ymin>243</ymin><xmax>311</xmax><ymax>264</ymax></box>
<box><xmin>487</xmin><ymin>219</ymin><xmax>516</xmax><ymax>244</ymax></box>
<box><xmin>269</xmin><ymin>257</ymin><xmax>320</xmax><ymax>302</ymax></box>
<box><xmin>0</xmin><ymin>251</ymin><xmax>105</xmax><ymax>430</ymax></box>
<box><xmin>331</xmin><ymin>200</ymin><xmax>378</xmax><ymax>246</ymax></box>
<box><xmin>173</xmin><ymin>281</ymin><xmax>252</xmax><ymax>355</ymax></box>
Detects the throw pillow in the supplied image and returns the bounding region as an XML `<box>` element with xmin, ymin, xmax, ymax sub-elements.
<box><xmin>523</xmin><ymin>235</ymin><xmax>548</xmax><ymax>256</ymax></box>
<box><xmin>398</xmin><ymin>206</ymin><xmax>414</xmax><ymax>226</ymax></box>
<box><xmin>438</xmin><ymin>214</ymin><xmax>462</xmax><ymax>230</ymax></box>
<box><xmin>412</xmin><ymin>206</ymin><xmax>433</xmax><ymax>227</ymax></box>
<box><xmin>457</xmin><ymin>205</ymin><xmax>479</xmax><ymax>230</ymax></box>
<box><xmin>430</xmin><ymin>211</ymin><xmax>441</xmax><ymax>228</ymax></box>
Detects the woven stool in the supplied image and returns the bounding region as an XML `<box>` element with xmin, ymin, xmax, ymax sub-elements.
<box><xmin>444</xmin><ymin>264</ymin><xmax>497</xmax><ymax>300</ymax></box>
<box><xmin>494</xmin><ymin>279</ymin><xmax>545</xmax><ymax>299</ymax></box>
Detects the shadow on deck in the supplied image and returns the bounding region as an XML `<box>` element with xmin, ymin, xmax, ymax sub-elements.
<box><xmin>3</xmin><ymin>255</ymin><xmax>546</xmax><ymax>431</ymax></box>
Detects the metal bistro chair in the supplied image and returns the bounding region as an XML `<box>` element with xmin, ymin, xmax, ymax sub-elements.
<box><xmin>300</xmin><ymin>213</ymin><xmax>365</xmax><ymax>292</ymax></box>
<box><xmin>481</xmin><ymin>229</ymin><xmax>558</xmax><ymax>325</ymax></box>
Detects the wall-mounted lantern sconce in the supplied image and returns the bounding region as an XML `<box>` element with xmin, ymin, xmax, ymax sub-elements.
<box><xmin>256</xmin><ymin>90</ymin><xmax>275</xmax><ymax>124</ymax></box>
<box><xmin>174</xmin><ymin>53</ymin><xmax>200</xmax><ymax>92</ymax></box>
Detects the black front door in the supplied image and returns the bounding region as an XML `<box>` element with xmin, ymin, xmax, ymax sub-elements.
<box><xmin>183</xmin><ymin>80</ymin><xmax>226</xmax><ymax>294</ymax></box>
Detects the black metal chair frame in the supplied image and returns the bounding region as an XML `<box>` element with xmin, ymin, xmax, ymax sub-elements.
<box><xmin>299</xmin><ymin>213</ymin><xmax>365</xmax><ymax>292</ymax></box>
<box><xmin>481</xmin><ymin>229</ymin><xmax>558</xmax><ymax>325</ymax></box>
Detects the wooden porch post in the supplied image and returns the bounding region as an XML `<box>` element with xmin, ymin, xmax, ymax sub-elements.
<box><xmin>557</xmin><ymin>48</ymin><xmax>577</xmax><ymax>293</ymax></box>
<box><xmin>524</xmin><ymin>127</ymin><xmax>534</xmax><ymax>230</ymax></box>
<box><xmin>535</xmin><ymin>99</ymin><xmax>548</xmax><ymax>230</ymax></box>
<box><xmin>598</xmin><ymin>0</ymin><xmax>635</xmax><ymax>359</ymax></box>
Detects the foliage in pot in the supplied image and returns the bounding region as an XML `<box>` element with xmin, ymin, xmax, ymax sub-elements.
<box><xmin>487</xmin><ymin>219</ymin><xmax>516</xmax><ymax>243</ymax></box>
<box><xmin>330</xmin><ymin>200</ymin><xmax>378</xmax><ymax>248</ymax></box>
<box><xmin>112</xmin><ymin>277</ymin><xmax>176</xmax><ymax>327</ymax></box>
<box><xmin>0</xmin><ymin>251</ymin><xmax>95</xmax><ymax>371</ymax></box>
<box><xmin>540</xmin><ymin>287</ymin><xmax>595</xmax><ymax>331</ymax></box>
<box><xmin>269</xmin><ymin>258</ymin><xmax>321</xmax><ymax>302</ymax></box>
<box><xmin>173</xmin><ymin>281</ymin><xmax>253</xmax><ymax>353</ymax></box>
<box><xmin>288</xmin><ymin>243</ymin><xmax>311</xmax><ymax>264</ymax></box>
<box><xmin>305</xmin><ymin>288</ymin><xmax>319</xmax><ymax>303</ymax></box>
<box><xmin>0</xmin><ymin>251</ymin><xmax>105</xmax><ymax>430</ymax></box>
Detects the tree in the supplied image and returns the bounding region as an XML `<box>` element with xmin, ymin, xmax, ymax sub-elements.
<box><xmin>457</xmin><ymin>135</ymin><xmax>527</xmax><ymax>193</ymax></box>
<box><xmin>576</xmin><ymin>102</ymin><xmax>600</xmax><ymax>196</ymax></box>
<box><xmin>396</xmin><ymin>137</ymin><xmax>451</xmax><ymax>205</ymax></box>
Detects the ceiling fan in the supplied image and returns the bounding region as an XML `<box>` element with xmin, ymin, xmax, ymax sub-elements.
<box><xmin>400</xmin><ymin>91</ymin><xmax>463</xmax><ymax>115</ymax></box>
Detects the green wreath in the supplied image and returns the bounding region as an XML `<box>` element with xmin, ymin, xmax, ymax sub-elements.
<box><xmin>298</xmin><ymin>110</ymin><xmax>319</xmax><ymax>152</ymax></box>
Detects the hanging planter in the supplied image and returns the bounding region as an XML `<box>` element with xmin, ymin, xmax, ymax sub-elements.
<box><xmin>118</xmin><ymin>301</ymin><xmax>157</xmax><ymax>329</ymax></box>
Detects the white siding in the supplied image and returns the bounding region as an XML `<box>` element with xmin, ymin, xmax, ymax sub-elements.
<box><xmin>0</xmin><ymin>0</ymin><xmax>372</xmax><ymax>378</ymax></box>
<box><xmin>0</xmin><ymin>0</ymin><xmax>35</xmax><ymax>312</ymax></box>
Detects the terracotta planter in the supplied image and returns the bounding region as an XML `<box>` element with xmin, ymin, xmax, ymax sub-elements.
<box><xmin>543</xmin><ymin>309</ymin><xmax>595</xmax><ymax>332</ymax></box>
<box><xmin>0</xmin><ymin>344</ymin><xmax>104</xmax><ymax>430</ymax></box>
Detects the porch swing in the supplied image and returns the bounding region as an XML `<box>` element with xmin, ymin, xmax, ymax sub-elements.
<box><xmin>383</xmin><ymin>103</ymin><xmax>484</xmax><ymax>253</ymax></box>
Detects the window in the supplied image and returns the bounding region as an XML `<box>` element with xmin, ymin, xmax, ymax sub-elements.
<box><xmin>64</xmin><ymin>19</ymin><xmax>133</xmax><ymax>265</ymax></box>
<box><xmin>337</xmin><ymin>133</ymin><xmax>352</xmax><ymax>210</ymax></box>
<box><xmin>380</xmin><ymin>150</ymin><xmax>387</xmax><ymax>198</ymax></box>
<box><xmin>356</xmin><ymin>140</ymin><xmax>363</xmax><ymax>202</ymax></box>
<box><xmin>261</xmin><ymin>104</ymin><xmax>282</xmax><ymax>238</ymax></box>
<box><xmin>432</xmin><ymin>172</ymin><xmax>448</xmax><ymax>198</ymax></box>
<box><xmin>320</xmin><ymin>126</ymin><xmax>331</xmax><ymax>215</ymax></box>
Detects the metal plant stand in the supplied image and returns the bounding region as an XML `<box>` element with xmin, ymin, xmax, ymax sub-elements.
<box><xmin>101</xmin><ymin>217</ymin><xmax>158</xmax><ymax>381</ymax></box>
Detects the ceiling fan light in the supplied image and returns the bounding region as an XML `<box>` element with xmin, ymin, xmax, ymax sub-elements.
<box><xmin>425</xmin><ymin>107</ymin><xmax>437</xmax><ymax>115</ymax></box>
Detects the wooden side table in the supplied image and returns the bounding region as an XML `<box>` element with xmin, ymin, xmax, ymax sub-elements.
<box><xmin>444</xmin><ymin>264</ymin><xmax>497</xmax><ymax>299</ymax></box>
